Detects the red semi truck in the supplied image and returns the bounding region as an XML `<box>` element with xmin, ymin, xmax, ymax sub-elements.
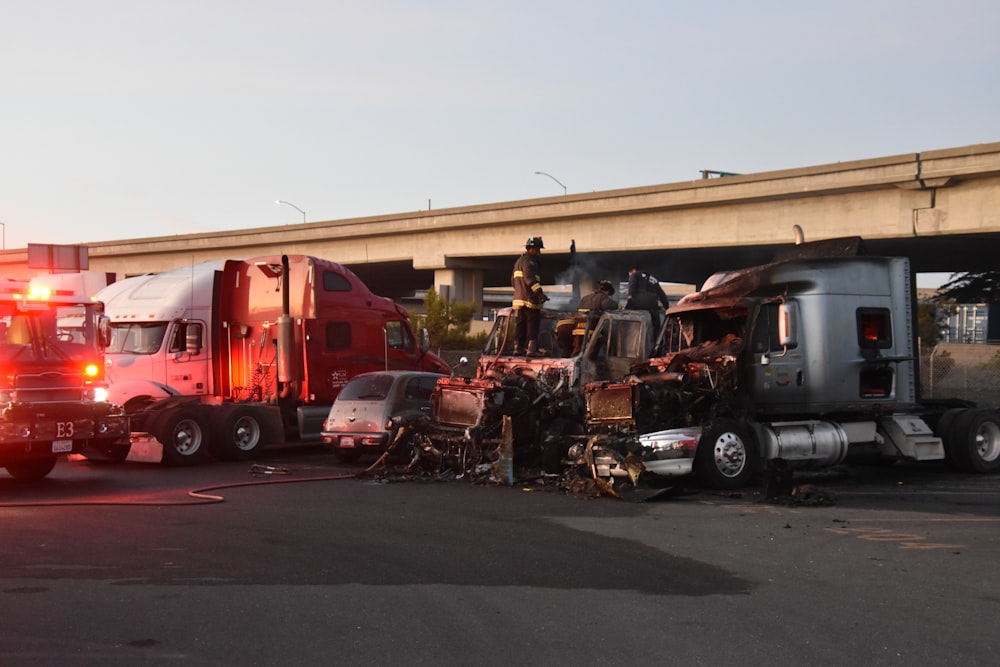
<box><xmin>98</xmin><ymin>254</ymin><xmax>449</xmax><ymax>464</ymax></box>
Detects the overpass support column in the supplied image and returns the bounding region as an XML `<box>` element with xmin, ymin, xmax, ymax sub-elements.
<box><xmin>434</xmin><ymin>269</ymin><xmax>485</xmax><ymax>318</ymax></box>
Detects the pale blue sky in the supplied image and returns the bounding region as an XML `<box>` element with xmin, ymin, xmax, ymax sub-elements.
<box><xmin>2</xmin><ymin>0</ymin><xmax>997</xmax><ymax>270</ymax></box>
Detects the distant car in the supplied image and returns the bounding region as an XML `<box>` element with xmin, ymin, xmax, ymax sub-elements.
<box><xmin>321</xmin><ymin>371</ymin><xmax>445</xmax><ymax>462</ymax></box>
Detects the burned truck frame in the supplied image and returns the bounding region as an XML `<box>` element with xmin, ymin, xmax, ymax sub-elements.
<box><xmin>407</xmin><ymin>306</ymin><xmax>655</xmax><ymax>479</ymax></box>
<box><xmin>583</xmin><ymin>240</ymin><xmax>1000</xmax><ymax>491</ymax></box>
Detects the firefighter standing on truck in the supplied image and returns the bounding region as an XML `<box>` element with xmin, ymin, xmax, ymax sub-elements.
<box><xmin>569</xmin><ymin>279</ymin><xmax>618</xmax><ymax>355</ymax></box>
<box><xmin>512</xmin><ymin>236</ymin><xmax>547</xmax><ymax>356</ymax></box>
<box><xmin>626</xmin><ymin>265</ymin><xmax>670</xmax><ymax>333</ymax></box>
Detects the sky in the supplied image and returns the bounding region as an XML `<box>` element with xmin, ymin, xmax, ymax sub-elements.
<box><xmin>2</xmin><ymin>0</ymin><xmax>998</xmax><ymax>287</ymax></box>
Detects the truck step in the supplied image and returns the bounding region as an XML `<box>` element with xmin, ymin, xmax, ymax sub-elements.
<box><xmin>879</xmin><ymin>415</ymin><xmax>945</xmax><ymax>461</ymax></box>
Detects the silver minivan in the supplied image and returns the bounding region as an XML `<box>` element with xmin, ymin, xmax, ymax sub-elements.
<box><xmin>321</xmin><ymin>371</ymin><xmax>445</xmax><ymax>462</ymax></box>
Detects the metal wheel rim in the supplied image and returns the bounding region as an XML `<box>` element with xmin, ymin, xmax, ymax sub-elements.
<box><xmin>975</xmin><ymin>420</ymin><xmax>1000</xmax><ymax>463</ymax></box>
<box><xmin>232</xmin><ymin>416</ymin><xmax>261</xmax><ymax>452</ymax></box>
<box><xmin>171</xmin><ymin>419</ymin><xmax>204</xmax><ymax>455</ymax></box>
<box><xmin>712</xmin><ymin>431</ymin><xmax>747</xmax><ymax>478</ymax></box>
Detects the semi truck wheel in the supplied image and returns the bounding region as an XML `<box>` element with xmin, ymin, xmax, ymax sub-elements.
<box><xmin>211</xmin><ymin>406</ymin><xmax>264</xmax><ymax>461</ymax></box>
<box><xmin>695</xmin><ymin>419</ymin><xmax>756</xmax><ymax>490</ymax></box>
<box><xmin>936</xmin><ymin>408</ymin><xmax>966</xmax><ymax>464</ymax></box>
<box><xmin>5</xmin><ymin>456</ymin><xmax>58</xmax><ymax>480</ymax></box>
<box><xmin>153</xmin><ymin>408</ymin><xmax>210</xmax><ymax>466</ymax></box>
<box><xmin>948</xmin><ymin>409</ymin><xmax>1000</xmax><ymax>473</ymax></box>
<box><xmin>541</xmin><ymin>418</ymin><xmax>582</xmax><ymax>474</ymax></box>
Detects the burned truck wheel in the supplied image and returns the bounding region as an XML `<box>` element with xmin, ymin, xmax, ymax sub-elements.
<box><xmin>153</xmin><ymin>408</ymin><xmax>210</xmax><ymax>466</ymax></box>
<box><xmin>211</xmin><ymin>406</ymin><xmax>264</xmax><ymax>461</ymax></box>
<box><xmin>541</xmin><ymin>418</ymin><xmax>582</xmax><ymax>474</ymax></box>
<box><xmin>948</xmin><ymin>409</ymin><xmax>1000</xmax><ymax>473</ymax></box>
<box><xmin>5</xmin><ymin>456</ymin><xmax>58</xmax><ymax>480</ymax></box>
<box><xmin>695</xmin><ymin>419</ymin><xmax>756</xmax><ymax>490</ymax></box>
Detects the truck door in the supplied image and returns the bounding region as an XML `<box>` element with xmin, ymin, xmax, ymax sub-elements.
<box><xmin>581</xmin><ymin>312</ymin><xmax>652</xmax><ymax>385</ymax></box>
<box><xmin>384</xmin><ymin>320</ymin><xmax>418</xmax><ymax>369</ymax></box>
<box><xmin>163</xmin><ymin>319</ymin><xmax>212</xmax><ymax>396</ymax></box>
<box><xmin>746</xmin><ymin>301</ymin><xmax>802</xmax><ymax>408</ymax></box>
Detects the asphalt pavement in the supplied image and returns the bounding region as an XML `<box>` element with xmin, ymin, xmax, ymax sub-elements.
<box><xmin>1</xmin><ymin>448</ymin><xmax>999</xmax><ymax>666</ymax></box>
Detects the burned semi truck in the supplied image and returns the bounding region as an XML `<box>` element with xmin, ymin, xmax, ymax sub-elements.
<box><xmin>405</xmin><ymin>306</ymin><xmax>656</xmax><ymax>478</ymax></box>
<box><xmin>583</xmin><ymin>238</ymin><xmax>1000</xmax><ymax>491</ymax></box>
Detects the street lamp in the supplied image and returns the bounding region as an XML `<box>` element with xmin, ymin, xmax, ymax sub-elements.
<box><xmin>275</xmin><ymin>200</ymin><xmax>306</xmax><ymax>223</ymax></box>
<box><xmin>534</xmin><ymin>171</ymin><xmax>567</xmax><ymax>195</ymax></box>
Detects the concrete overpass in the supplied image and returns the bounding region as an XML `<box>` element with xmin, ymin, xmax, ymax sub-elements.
<box><xmin>2</xmin><ymin>141</ymin><xmax>998</xmax><ymax>315</ymax></box>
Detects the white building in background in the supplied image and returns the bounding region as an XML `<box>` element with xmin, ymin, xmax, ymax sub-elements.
<box><xmin>943</xmin><ymin>303</ymin><xmax>999</xmax><ymax>344</ymax></box>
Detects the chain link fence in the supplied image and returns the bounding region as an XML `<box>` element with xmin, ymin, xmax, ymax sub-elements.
<box><xmin>921</xmin><ymin>343</ymin><xmax>1000</xmax><ymax>408</ymax></box>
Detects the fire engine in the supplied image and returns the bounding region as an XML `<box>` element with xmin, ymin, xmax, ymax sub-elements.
<box><xmin>0</xmin><ymin>281</ymin><xmax>129</xmax><ymax>479</ymax></box>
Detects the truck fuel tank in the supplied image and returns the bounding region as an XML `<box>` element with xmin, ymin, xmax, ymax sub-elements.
<box><xmin>758</xmin><ymin>420</ymin><xmax>849</xmax><ymax>467</ymax></box>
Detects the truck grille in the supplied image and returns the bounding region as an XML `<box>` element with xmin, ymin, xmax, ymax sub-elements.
<box><xmin>586</xmin><ymin>383</ymin><xmax>636</xmax><ymax>423</ymax></box>
<box><xmin>13</xmin><ymin>371</ymin><xmax>86</xmax><ymax>403</ymax></box>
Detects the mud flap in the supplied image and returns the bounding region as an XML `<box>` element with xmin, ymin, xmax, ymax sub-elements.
<box><xmin>126</xmin><ymin>434</ymin><xmax>164</xmax><ymax>463</ymax></box>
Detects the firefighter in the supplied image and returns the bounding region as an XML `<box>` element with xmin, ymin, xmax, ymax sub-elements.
<box><xmin>578</xmin><ymin>280</ymin><xmax>618</xmax><ymax>314</ymax></box>
<box><xmin>511</xmin><ymin>236</ymin><xmax>548</xmax><ymax>356</ymax></box>
<box><xmin>571</xmin><ymin>279</ymin><xmax>618</xmax><ymax>355</ymax></box>
<box><xmin>626</xmin><ymin>266</ymin><xmax>670</xmax><ymax>333</ymax></box>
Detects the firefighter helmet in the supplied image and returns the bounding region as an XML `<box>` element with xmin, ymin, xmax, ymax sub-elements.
<box><xmin>525</xmin><ymin>236</ymin><xmax>544</xmax><ymax>250</ymax></box>
<box><xmin>598</xmin><ymin>280</ymin><xmax>615</xmax><ymax>294</ymax></box>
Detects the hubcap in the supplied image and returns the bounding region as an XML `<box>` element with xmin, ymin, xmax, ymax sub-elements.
<box><xmin>713</xmin><ymin>431</ymin><xmax>746</xmax><ymax>478</ymax></box>
<box><xmin>975</xmin><ymin>420</ymin><xmax>1000</xmax><ymax>463</ymax></box>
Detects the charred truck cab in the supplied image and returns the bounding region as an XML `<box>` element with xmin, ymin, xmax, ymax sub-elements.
<box><xmin>0</xmin><ymin>281</ymin><xmax>129</xmax><ymax>479</ymax></box>
<box><xmin>414</xmin><ymin>306</ymin><xmax>655</xmax><ymax>477</ymax></box>
<box><xmin>584</xmin><ymin>240</ymin><xmax>1000</xmax><ymax>491</ymax></box>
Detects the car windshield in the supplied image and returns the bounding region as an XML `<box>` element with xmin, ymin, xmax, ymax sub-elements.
<box><xmin>338</xmin><ymin>374</ymin><xmax>394</xmax><ymax>401</ymax></box>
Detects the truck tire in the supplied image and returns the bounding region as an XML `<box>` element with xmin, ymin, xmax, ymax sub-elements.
<box><xmin>948</xmin><ymin>409</ymin><xmax>1000</xmax><ymax>473</ymax></box>
<box><xmin>153</xmin><ymin>408</ymin><xmax>210</xmax><ymax>466</ymax></box>
<box><xmin>5</xmin><ymin>456</ymin><xmax>58</xmax><ymax>480</ymax></box>
<box><xmin>936</xmin><ymin>408</ymin><xmax>966</xmax><ymax>464</ymax></box>
<box><xmin>695</xmin><ymin>419</ymin><xmax>757</xmax><ymax>490</ymax></box>
<box><xmin>211</xmin><ymin>406</ymin><xmax>265</xmax><ymax>461</ymax></box>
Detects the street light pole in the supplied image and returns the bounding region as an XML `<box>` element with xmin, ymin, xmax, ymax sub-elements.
<box><xmin>275</xmin><ymin>200</ymin><xmax>306</xmax><ymax>223</ymax></box>
<box><xmin>0</xmin><ymin>221</ymin><xmax>5</xmax><ymax>250</ymax></box>
<box><xmin>534</xmin><ymin>171</ymin><xmax>567</xmax><ymax>195</ymax></box>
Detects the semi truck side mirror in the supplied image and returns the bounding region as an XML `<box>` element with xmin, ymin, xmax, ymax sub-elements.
<box><xmin>185</xmin><ymin>322</ymin><xmax>203</xmax><ymax>355</ymax></box>
<box><xmin>98</xmin><ymin>316</ymin><xmax>112</xmax><ymax>348</ymax></box>
<box><xmin>777</xmin><ymin>302</ymin><xmax>798</xmax><ymax>348</ymax></box>
<box><xmin>419</xmin><ymin>327</ymin><xmax>430</xmax><ymax>354</ymax></box>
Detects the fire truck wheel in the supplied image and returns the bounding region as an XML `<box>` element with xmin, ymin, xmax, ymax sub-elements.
<box><xmin>948</xmin><ymin>409</ymin><xmax>1000</xmax><ymax>473</ymax></box>
<box><xmin>695</xmin><ymin>419</ymin><xmax>757</xmax><ymax>490</ymax></box>
<box><xmin>211</xmin><ymin>407</ymin><xmax>264</xmax><ymax>461</ymax></box>
<box><xmin>5</xmin><ymin>456</ymin><xmax>58</xmax><ymax>480</ymax></box>
<box><xmin>153</xmin><ymin>408</ymin><xmax>210</xmax><ymax>466</ymax></box>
